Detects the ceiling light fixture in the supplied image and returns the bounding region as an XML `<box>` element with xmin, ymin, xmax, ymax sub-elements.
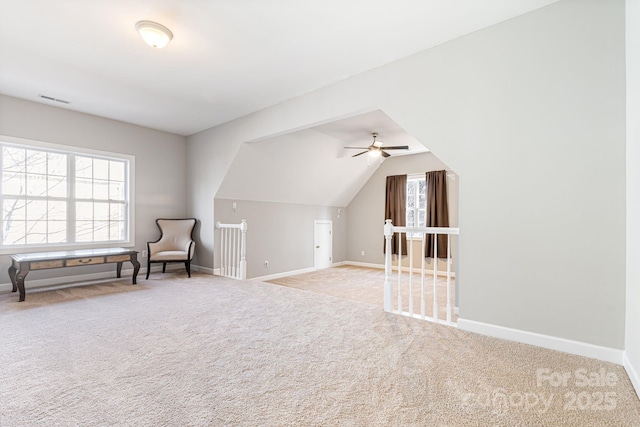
<box><xmin>135</xmin><ymin>20</ymin><xmax>173</xmax><ymax>49</ymax></box>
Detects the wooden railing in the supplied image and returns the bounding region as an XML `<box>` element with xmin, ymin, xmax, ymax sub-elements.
<box><xmin>383</xmin><ymin>219</ymin><xmax>459</xmax><ymax>325</ymax></box>
<box><xmin>216</xmin><ymin>220</ymin><xmax>247</xmax><ymax>280</ymax></box>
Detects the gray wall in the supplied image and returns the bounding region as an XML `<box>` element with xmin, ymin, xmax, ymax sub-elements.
<box><xmin>189</xmin><ymin>1</ymin><xmax>626</xmax><ymax>349</ymax></box>
<box><xmin>0</xmin><ymin>95</ymin><xmax>188</xmax><ymax>282</ymax></box>
<box><xmin>346</xmin><ymin>152</ymin><xmax>454</xmax><ymax>265</ymax></box>
<box><xmin>626</xmin><ymin>0</ymin><xmax>640</xmax><ymax>391</ymax></box>
<box><xmin>214</xmin><ymin>199</ymin><xmax>346</xmax><ymax>278</ymax></box>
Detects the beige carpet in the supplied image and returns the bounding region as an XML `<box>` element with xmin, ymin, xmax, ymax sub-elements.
<box><xmin>268</xmin><ymin>265</ymin><xmax>457</xmax><ymax>322</ymax></box>
<box><xmin>1</xmin><ymin>272</ymin><xmax>639</xmax><ymax>426</ymax></box>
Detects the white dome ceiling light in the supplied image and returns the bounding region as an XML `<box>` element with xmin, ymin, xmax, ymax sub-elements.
<box><xmin>135</xmin><ymin>20</ymin><xmax>173</xmax><ymax>49</ymax></box>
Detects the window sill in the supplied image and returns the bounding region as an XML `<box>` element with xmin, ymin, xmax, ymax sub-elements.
<box><xmin>0</xmin><ymin>241</ymin><xmax>135</xmax><ymax>256</ymax></box>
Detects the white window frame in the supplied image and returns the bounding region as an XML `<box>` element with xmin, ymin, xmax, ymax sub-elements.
<box><xmin>0</xmin><ymin>135</ymin><xmax>135</xmax><ymax>254</ymax></box>
<box><xmin>406</xmin><ymin>173</ymin><xmax>426</xmax><ymax>239</ymax></box>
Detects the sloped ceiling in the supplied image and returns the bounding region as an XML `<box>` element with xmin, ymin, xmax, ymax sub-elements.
<box><xmin>216</xmin><ymin>110</ymin><xmax>429</xmax><ymax>206</ymax></box>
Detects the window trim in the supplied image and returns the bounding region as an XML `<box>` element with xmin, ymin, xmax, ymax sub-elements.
<box><xmin>0</xmin><ymin>135</ymin><xmax>135</xmax><ymax>255</ymax></box>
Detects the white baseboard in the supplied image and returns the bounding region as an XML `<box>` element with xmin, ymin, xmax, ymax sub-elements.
<box><xmin>344</xmin><ymin>261</ymin><xmax>456</xmax><ymax>278</ymax></box>
<box><xmin>0</xmin><ymin>264</ymin><xmax>185</xmax><ymax>293</ymax></box>
<box><xmin>457</xmin><ymin>318</ymin><xmax>624</xmax><ymax>365</ymax></box>
<box><xmin>192</xmin><ymin>265</ymin><xmax>214</xmax><ymax>275</ymax></box>
<box><xmin>251</xmin><ymin>267</ymin><xmax>316</xmax><ymax>282</ymax></box>
<box><xmin>623</xmin><ymin>352</ymin><xmax>640</xmax><ymax>399</ymax></box>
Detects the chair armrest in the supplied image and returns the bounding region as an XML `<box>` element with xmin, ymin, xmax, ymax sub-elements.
<box><xmin>148</xmin><ymin>241</ymin><xmax>162</xmax><ymax>254</ymax></box>
<box><xmin>185</xmin><ymin>240</ymin><xmax>195</xmax><ymax>259</ymax></box>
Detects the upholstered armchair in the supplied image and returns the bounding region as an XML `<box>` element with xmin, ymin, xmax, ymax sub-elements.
<box><xmin>146</xmin><ymin>218</ymin><xmax>197</xmax><ymax>279</ymax></box>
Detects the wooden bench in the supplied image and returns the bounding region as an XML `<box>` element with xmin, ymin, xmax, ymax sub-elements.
<box><xmin>8</xmin><ymin>247</ymin><xmax>140</xmax><ymax>302</ymax></box>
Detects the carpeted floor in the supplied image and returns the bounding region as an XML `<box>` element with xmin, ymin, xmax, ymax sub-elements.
<box><xmin>267</xmin><ymin>265</ymin><xmax>457</xmax><ymax>322</ymax></box>
<box><xmin>1</xmin><ymin>272</ymin><xmax>639</xmax><ymax>426</ymax></box>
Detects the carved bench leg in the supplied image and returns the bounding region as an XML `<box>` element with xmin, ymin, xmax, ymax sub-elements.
<box><xmin>8</xmin><ymin>264</ymin><xmax>17</xmax><ymax>293</ymax></box>
<box><xmin>16</xmin><ymin>269</ymin><xmax>29</xmax><ymax>302</ymax></box>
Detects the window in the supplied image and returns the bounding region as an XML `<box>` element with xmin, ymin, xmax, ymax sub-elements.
<box><xmin>1</xmin><ymin>137</ymin><xmax>133</xmax><ymax>251</ymax></box>
<box><xmin>406</xmin><ymin>175</ymin><xmax>426</xmax><ymax>234</ymax></box>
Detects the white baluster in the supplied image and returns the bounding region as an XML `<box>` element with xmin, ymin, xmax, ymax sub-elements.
<box><xmin>433</xmin><ymin>232</ymin><xmax>438</xmax><ymax>321</ymax></box>
<box><xmin>383</xmin><ymin>220</ymin><xmax>393</xmax><ymax>312</ymax></box>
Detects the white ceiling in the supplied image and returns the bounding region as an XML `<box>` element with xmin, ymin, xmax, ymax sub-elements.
<box><xmin>0</xmin><ymin>0</ymin><xmax>558</xmax><ymax>136</ymax></box>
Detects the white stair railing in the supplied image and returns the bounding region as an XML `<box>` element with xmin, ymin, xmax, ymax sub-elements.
<box><xmin>383</xmin><ymin>219</ymin><xmax>459</xmax><ymax>325</ymax></box>
<box><xmin>216</xmin><ymin>220</ymin><xmax>247</xmax><ymax>280</ymax></box>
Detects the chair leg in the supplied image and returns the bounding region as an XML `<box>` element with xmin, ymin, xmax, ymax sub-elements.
<box><xmin>162</xmin><ymin>263</ymin><xmax>166</xmax><ymax>273</ymax></box>
<box><xmin>146</xmin><ymin>258</ymin><xmax>150</xmax><ymax>279</ymax></box>
<box><xmin>185</xmin><ymin>261</ymin><xmax>191</xmax><ymax>278</ymax></box>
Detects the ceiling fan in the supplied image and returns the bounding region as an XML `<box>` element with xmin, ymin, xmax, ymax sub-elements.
<box><xmin>344</xmin><ymin>133</ymin><xmax>409</xmax><ymax>158</ymax></box>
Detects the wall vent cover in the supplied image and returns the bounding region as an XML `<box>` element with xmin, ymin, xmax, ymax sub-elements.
<box><xmin>38</xmin><ymin>94</ymin><xmax>71</xmax><ymax>104</ymax></box>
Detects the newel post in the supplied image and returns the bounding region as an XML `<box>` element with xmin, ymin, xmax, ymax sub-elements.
<box><xmin>384</xmin><ymin>219</ymin><xmax>393</xmax><ymax>312</ymax></box>
<box><xmin>239</xmin><ymin>219</ymin><xmax>247</xmax><ymax>280</ymax></box>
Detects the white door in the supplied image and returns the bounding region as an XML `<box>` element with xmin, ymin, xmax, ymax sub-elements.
<box><xmin>314</xmin><ymin>220</ymin><xmax>333</xmax><ymax>270</ymax></box>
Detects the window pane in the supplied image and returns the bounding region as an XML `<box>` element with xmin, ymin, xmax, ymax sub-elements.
<box><xmin>48</xmin><ymin>153</ymin><xmax>66</xmax><ymax>176</ymax></box>
<box><xmin>94</xmin><ymin>159</ymin><xmax>109</xmax><ymax>180</ymax></box>
<box><xmin>26</xmin><ymin>173</ymin><xmax>47</xmax><ymax>196</ymax></box>
<box><xmin>4</xmin><ymin>198</ymin><xmax>26</xmax><ymax>221</ymax></box>
<box><xmin>109</xmin><ymin>181</ymin><xmax>125</xmax><ymax>201</ymax></box>
<box><xmin>76</xmin><ymin>202</ymin><xmax>93</xmax><ymax>221</ymax></box>
<box><xmin>94</xmin><ymin>179</ymin><xmax>109</xmax><ymax>200</ymax></box>
<box><xmin>26</xmin><ymin>220</ymin><xmax>47</xmax><ymax>244</ymax></box>
<box><xmin>26</xmin><ymin>150</ymin><xmax>47</xmax><ymax>174</ymax></box>
<box><xmin>4</xmin><ymin>220</ymin><xmax>25</xmax><ymax>245</ymax></box>
<box><xmin>76</xmin><ymin>156</ymin><xmax>92</xmax><ymax>178</ymax></box>
<box><xmin>110</xmin><ymin>161</ymin><xmax>125</xmax><ymax>181</ymax></box>
<box><xmin>94</xmin><ymin>221</ymin><xmax>109</xmax><ymax>241</ymax></box>
<box><xmin>110</xmin><ymin>203</ymin><xmax>124</xmax><ymax>221</ymax></box>
<box><xmin>76</xmin><ymin>221</ymin><xmax>93</xmax><ymax>242</ymax></box>
<box><xmin>3</xmin><ymin>148</ymin><xmax>25</xmax><ymax>172</ymax></box>
<box><xmin>94</xmin><ymin>202</ymin><xmax>109</xmax><ymax>220</ymax></box>
<box><xmin>48</xmin><ymin>221</ymin><xmax>66</xmax><ymax>243</ymax></box>
<box><xmin>26</xmin><ymin>200</ymin><xmax>47</xmax><ymax>220</ymax></box>
<box><xmin>48</xmin><ymin>176</ymin><xmax>67</xmax><ymax>197</ymax></box>
<box><xmin>76</xmin><ymin>178</ymin><xmax>92</xmax><ymax>199</ymax></box>
<box><xmin>418</xmin><ymin>209</ymin><xmax>426</xmax><ymax>227</ymax></box>
<box><xmin>3</xmin><ymin>173</ymin><xmax>25</xmax><ymax>195</ymax></box>
<box><xmin>407</xmin><ymin>209</ymin><xmax>415</xmax><ymax>227</ymax></box>
<box><xmin>49</xmin><ymin>201</ymin><xmax>66</xmax><ymax>221</ymax></box>
<box><xmin>110</xmin><ymin>221</ymin><xmax>125</xmax><ymax>240</ymax></box>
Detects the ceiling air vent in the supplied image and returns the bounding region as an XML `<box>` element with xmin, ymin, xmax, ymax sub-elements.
<box><xmin>38</xmin><ymin>94</ymin><xmax>71</xmax><ymax>104</ymax></box>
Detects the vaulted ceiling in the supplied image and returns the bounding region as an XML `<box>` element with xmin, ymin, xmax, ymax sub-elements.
<box><xmin>216</xmin><ymin>110</ymin><xmax>429</xmax><ymax>206</ymax></box>
<box><xmin>0</xmin><ymin>0</ymin><xmax>558</xmax><ymax>136</ymax></box>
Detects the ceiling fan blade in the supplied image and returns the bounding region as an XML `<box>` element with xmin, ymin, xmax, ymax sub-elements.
<box><xmin>344</xmin><ymin>146</ymin><xmax>370</xmax><ymax>149</ymax></box>
<box><xmin>381</xmin><ymin>150</ymin><xmax>391</xmax><ymax>158</ymax></box>
<box><xmin>381</xmin><ymin>146</ymin><xmax>409</xmax><ymax>150</ymax></box>
<box><xmin>352</xmin><ymin>151</ymin><xmax>368</xmax><ymax>157</ymax></box>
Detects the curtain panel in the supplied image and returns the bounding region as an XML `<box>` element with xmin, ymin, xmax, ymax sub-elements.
<box><xmin>384</xmin><ymin>174</ymin><xmax>407</xmax><ymax>255</ymax></box>
<box><xmin>425</xmin><ymin>170</ymin><xmax>450</xmax><ymax>259</ymax></box>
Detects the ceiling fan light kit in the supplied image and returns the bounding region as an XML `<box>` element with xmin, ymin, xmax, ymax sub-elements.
<box><xmin>344</xmin><ymin>133</ymin><xmax>409</xmax><ymax>159</ymax></box>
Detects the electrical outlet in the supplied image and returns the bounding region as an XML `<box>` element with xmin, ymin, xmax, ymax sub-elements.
<box><xmin>142</xmin><ymin>250</ymin><xmax>148</xmax><ymax>258</ymax></box>
<box><xmin>264</xmin><ymin>260</ymin><xmax>269</xmax><ymax>268</ymax></box>
<box><xmin>361</xmin><ymin>251</ymin><xmax>365</xmax><ymax>256</ymax></box>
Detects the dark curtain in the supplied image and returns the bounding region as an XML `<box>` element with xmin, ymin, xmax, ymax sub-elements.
<box><xmin>384</xmin><ymin>175</ymin><xmax>407</xmax><ymax>255</ymax></box>
<box><xmin>425</xmin><ymin>170</ymin><xmax>450</xmax><ymax>259</ymax></box>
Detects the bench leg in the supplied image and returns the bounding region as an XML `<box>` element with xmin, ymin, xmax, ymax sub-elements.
<box><xmin>16</xmin><ymin>269</ymin><xmax>29</xmax><ymax>302</ymax></box>
<box><xmin>131</xmin><ymin>258</ymin><xmax>140</xmax><ymax>285</ymax></box>
<box><xmin>8</xmin><ymin>265</ymin><xmax>17</xmax><ymax>293</ymax></box>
